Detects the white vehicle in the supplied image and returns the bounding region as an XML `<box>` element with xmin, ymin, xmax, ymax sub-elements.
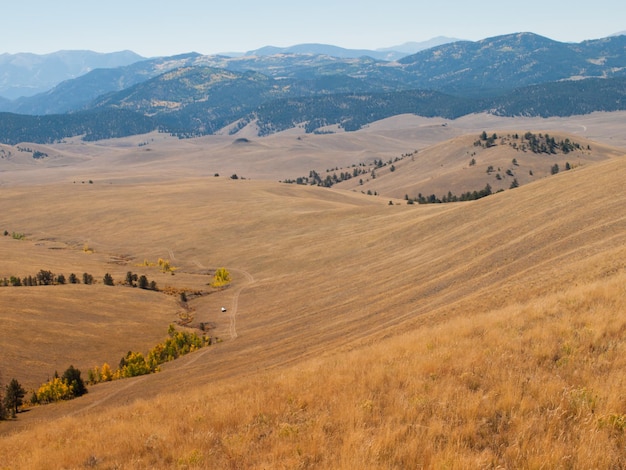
<box><xmin>221</xmin><ymin>306</ymin><xmax>227</xmax><ymax>312</ymax></box>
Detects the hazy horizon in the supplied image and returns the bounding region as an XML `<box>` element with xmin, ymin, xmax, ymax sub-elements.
<box><xmin>3</xmin><ymin>0</ymin><xmax>624</xmax><ymax>57</ymax></box>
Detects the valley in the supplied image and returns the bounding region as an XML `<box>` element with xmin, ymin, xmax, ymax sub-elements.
<box><xmin>0</xmin><ymin>111</ymin><xmax>625</xmax><ymax>467</ymax></box>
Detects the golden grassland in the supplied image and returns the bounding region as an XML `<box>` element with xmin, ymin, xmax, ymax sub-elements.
<box><xmin>2</xmin><ymin>273</ymin><xmax>625</xmax><ymax>469</ymax></box>
<box><xmin>0</xmin><ymin>115</ymin><xmax>625</xmax><ymax>468</ymax></box>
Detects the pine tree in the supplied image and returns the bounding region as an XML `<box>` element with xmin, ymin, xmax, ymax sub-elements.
<box><xmin>62</xmin><ymin>365</ymin><xmax>87</xmax><ymax>397</ymax></box>
<box><xmin>0</xmin><ymin>380</ymin><xmax>6</xmax><ymax>420</ymax></box>
<box><xmin>4</xmin><ymin>378</ymin><xmax>26</xmax><ymax>417</ymax></box>
<box><xmin>125</xmin><ymin>271</ymin><xmax>138</xmax><ymax>287</ymax></box>
<box><xmin>138</xmin><ymin>275</ymin><xmax>149</xmax><ymax>289</ymax></box>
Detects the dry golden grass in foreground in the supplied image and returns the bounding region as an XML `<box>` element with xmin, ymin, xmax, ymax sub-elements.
<box><xmin>1</xmin><ymin>272</ymin><xmax>624</xmax><ymax>469</ymax></box>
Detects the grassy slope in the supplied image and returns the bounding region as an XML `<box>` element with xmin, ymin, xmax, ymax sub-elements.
<box><xmin>335</xmin><ymin>132</ymin><xmax>622</xmax><ymax>199</ymax></box>
<box><xmin>0</xmin><ymin>122</ymin><xmax>625</xmax><ymax>467</ymax></box>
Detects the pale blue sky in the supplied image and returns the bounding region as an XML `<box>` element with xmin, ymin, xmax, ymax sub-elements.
<box><xmin>4</xmin><ymin>0</ymin><xmax>624</xmax><ymax>56</ymax></box>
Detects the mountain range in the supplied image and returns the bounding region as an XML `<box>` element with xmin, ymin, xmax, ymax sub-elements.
<box><xmin>0</xmin><ymin>37</ymin><xmax>460</xmax><ymax>101</ymax></box>
<box><xmin>242</xmin><ymin>37</ymin><xmax>461</xmax><ymax>61</ymax></box>
<box><xmin>0</xmin><ymin>50</ymin><xmax>143</xmax><ymax>100</ymax></box>
<box><xmin>0</xmin><ymin>32</ymin><xmax>625</xmax><ymax>143</ymax></box>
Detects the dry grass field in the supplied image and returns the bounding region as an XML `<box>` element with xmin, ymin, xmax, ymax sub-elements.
<box><xmin>0</xmin><ymin>112</ymin><xmax>625</xmax><ymax>468</ymax></box>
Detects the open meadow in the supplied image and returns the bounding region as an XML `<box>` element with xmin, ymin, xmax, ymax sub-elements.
<box><xmin>0</xmin><ymin>113</ymin><xmax>625</xmax><ymax>468</ymax></box>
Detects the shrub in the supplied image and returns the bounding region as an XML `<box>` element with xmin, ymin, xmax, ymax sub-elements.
<box><xmin>211</xmin><ymin>268</ymin><xmax>231</xmax><ymax>288</ymax></box>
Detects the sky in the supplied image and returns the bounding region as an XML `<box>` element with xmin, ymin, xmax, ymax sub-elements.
<box><xmin>3</xmin><ymin>0</ymin><xmax>625</xmax><ymax>57</ymax></box>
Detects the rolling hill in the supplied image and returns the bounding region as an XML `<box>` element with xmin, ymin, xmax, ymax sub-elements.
<box><xmin>1</xmin><ymin>29</ymin><xmax>626</xmax><ymax>466</ymax></box>
<box><xmin>0</xmin><ymin>122</ymin><xmax>624</xmax><ymax>467</ymax></box>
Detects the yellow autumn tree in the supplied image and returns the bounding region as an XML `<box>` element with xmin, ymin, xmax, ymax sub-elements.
<box><xmin>211</xmin><ymin>267</ymin><xmax>231</xmax><ymax>288</ymax></box>
<box><xmin>100</xmin><ymin>363</ymin><xmax>114</xmax><ymax>382</ymax></box>
<box><xmin>119</xmin><ymin>352</ymin><xmax>152</xmax><ymax>378</ymax></box>
<box><xmin>35</xmin><ymin>377</ymin><xmax>73</xmax><ymax>404</ymax></box>
<box><xmin>158</xmin><ymin>258</ymin><xmax>177</xmax><ymax>273</ymax></box>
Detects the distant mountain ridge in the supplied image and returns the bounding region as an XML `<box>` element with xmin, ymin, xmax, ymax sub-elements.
<box><xmin>243</xmin><ymin>37</ymin><xmax>461</xmax><ymax>61</ymax></box>
<box><xmin>5</xmin><ymin>53</ymin><xmax>207</xmax><ymax>115</ymax></box>
<box><xmin>399</xmin><ymin>32</ymin><xmax>626</xmax><ymax>95</ymax></box>
<box><xmin>376</xmin><ymin>37</ymin><xmax>463</xmax><ymax>55</ymax></box>
<box><xmin>0</xmin><ymin>37</ymin><xmax>458</xmax><ymax>101</ymax></box>
<box><xmin>0</xmin><ymin>50</ymin><xmax>144</xmax><ymax>99</ymax></box>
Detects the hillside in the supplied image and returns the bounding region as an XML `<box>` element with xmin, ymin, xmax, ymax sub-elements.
<box><xmin>330</xmin><ymin>131</ymin><xmax>623</xmax><ymax>199</ymax></box>
<box><xmin>399</xmin><ymin>32</ymin><xmax>626</xmax><ymax>95</ymax></box>
<box><xmin>0</xmin><ymin>122</ymin><xmax>625</xmax><ymax>466</ymax></box>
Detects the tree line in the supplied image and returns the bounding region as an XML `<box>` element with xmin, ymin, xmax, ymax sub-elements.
<box><xmin>1</xmin><ymin>269</ymin><xmax>158</xmax><ymax>290</ymax></box>
<box><xmin>1</xmin><ymin>325</ymin><xmax>214</xmax><ymax>418</ymax></box>
<box><xmin>408</xmin><ymin>183</ymin><xmax>496</xmax><ymax>205</ymax></box>
<box><xmin>475</xmin><ymin>131</ymin><xmax>588</xmax><ymax>155</ymax></box>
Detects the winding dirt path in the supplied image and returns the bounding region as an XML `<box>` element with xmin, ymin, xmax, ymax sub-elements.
<box><xmin>227</xmin><ymin>268</ymin><xmax>255</xmax><ymax>339</ymax></box>
<box><xmin>182</xmin><ymin>266</ymin><xmax>255</xmax><ymax>368</ymax></box>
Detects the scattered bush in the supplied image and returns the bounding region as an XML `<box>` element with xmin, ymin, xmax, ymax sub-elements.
<box><xmin>211</xmin><ymin>267</ymin><xmax>231</xmax><ymax>288</ymax></box>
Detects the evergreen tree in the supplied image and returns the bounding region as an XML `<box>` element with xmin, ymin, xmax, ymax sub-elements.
<box><xmin>551</xmin><ymin>163</ymin><xmax>560</xmax><ymax>175</ymax></box>
<box><xmin>61</xmin><ymin>365</ymin><xmax>87</xmax><ymax>397</ymax></box>
<box><xmin>36</xmin><ymin>270</ymin><xmax>54</xmax><ymax>285</ymax></box>
<box><xmin>103</xmin><ymin>273</ymin><xmax>114</xmax><ymax>286</ymax></box>
<box><xmin>138</xmin><ymin>275</ymin><xmax>149</xmax><ymax>289</ymax></box>
<box><xmin>125</xmin><ymin>271</ymin><xmax>138</xmax><ymax>287</ymax></box>
<box><xmin>0</xmin><ymin>380</ymin><xmax>6</xmax><ymax>420</ymax></box>
<box><xmin>4</xmin><ymin>378</ymin><xmax>26</xmax><ymax>417</ymax></box>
